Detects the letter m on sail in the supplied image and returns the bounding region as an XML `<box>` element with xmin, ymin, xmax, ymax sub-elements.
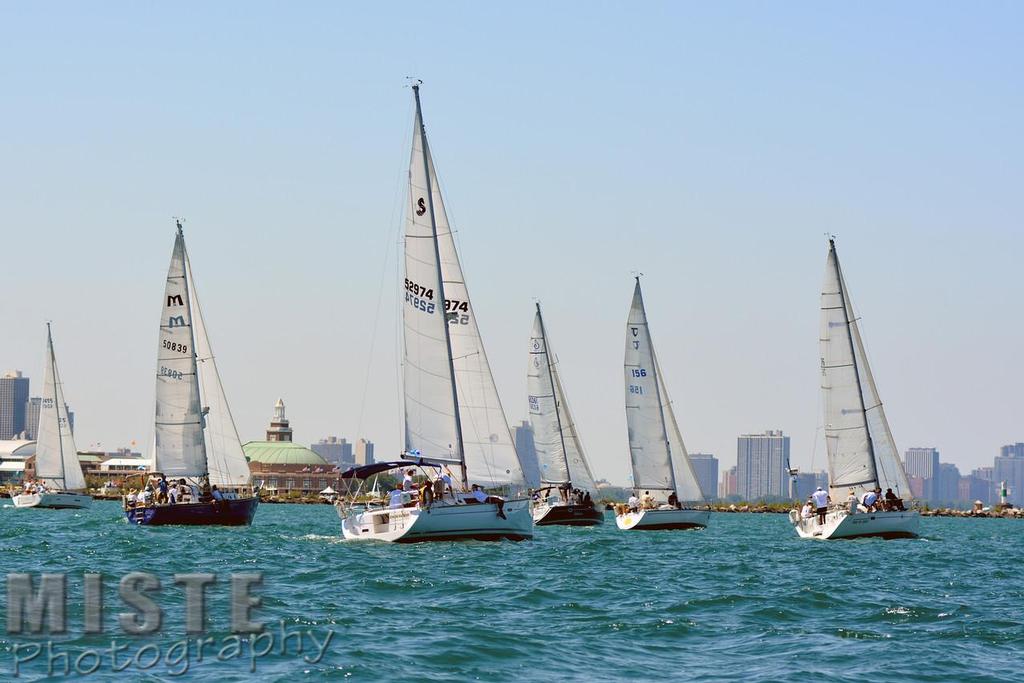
<box><xmin>167</xmin><ymin>294</ymin><xmax>184</xmax><ymax>307</ymax></box>
<box><xmin>168</xmin><ymin>315</ymin><xmax>186</xmax><ymax>328</ymax></box>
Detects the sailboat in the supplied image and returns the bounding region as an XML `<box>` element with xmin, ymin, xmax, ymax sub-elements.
<box><xmin>791</xmin><ymin>239</ymin><xmax>918</xmax><ymax>539</ymax></box>
<box><xmin>527</xmin><ymin>303</ymin><xmax>603</xmax><ymax>526</ymax></box>
<box><xmin>123</xmin><ymin>220</ymin><xmax>259</xmax><ymax>526</ymax></box>
<box><xmin>13</xmin><ymin>324</ymin><xmax>92</xmax><ymax>510</ymax></box>
<box><xmin>337</xmin><ymin>82</ymin><xmax>532</xmax><ymax>542</ymax></box>
<box><xmin>616</xmin><ymin>278</ymin><xmax>709</xmax><ymax>531</ymax></box>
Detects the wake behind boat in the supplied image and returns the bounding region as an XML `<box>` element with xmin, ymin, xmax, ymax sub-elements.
<box><xmin>615</xmin><ymin>278</ymin><xmax>709</xmax><ymax>531</ymax></box>
<box><xmin>13</xmin><ymin>323</ymin><xmax>91</xmax><ymax>510</ymax></box>
<box><xmin>336</xmin><ymin>82</ymin><xmax>531</xmax><ymax>543</ymax></box>
<box><xmin>123</xmin><ymin>220</ymin><xmax>258</xmax><ymax>527</ymax></box>
<box><xmin>527</xmin><ymin>303</ymin><xmax>603</xmax><ymax>526</ymax></box>
<box><xmin>791</xmin><ymin>239</ymin><xmax>918</xmax><ymax>540</ymax></box>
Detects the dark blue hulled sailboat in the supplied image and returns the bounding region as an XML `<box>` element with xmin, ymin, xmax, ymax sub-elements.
<box><xmin>124</xmin><ymin>220</ymin><xmax>259</xmax><ymax>526</ymax></box>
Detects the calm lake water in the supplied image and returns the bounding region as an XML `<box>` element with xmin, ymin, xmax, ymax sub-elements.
<box><xmin>1</xmin><ymin>501</ymin><xmax>1021</xmax><ymax>681</ymax></box>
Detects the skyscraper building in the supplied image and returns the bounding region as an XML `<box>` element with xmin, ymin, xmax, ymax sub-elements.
<box><xmin>311</xmin><ymin>437</ymin><xmax>353</xmax><ymax>468</ymax></box>
<box><xmin>0</xmin><ymin>371</ymin><xmax>30</xmax><ymax>439</ymax></box>
<box><xmin>994</xmin><ymin>443</ymin><xmax>1024</xmax><ymax>506</ymax></box>
<box><xmin>513</xmin><ymin>420</ymin><xmax>541</xmax><ymax>488</ymax></box>
<box><xmin>355</xmin><ymin>438</ymin><xmax>375</xmax><ymax>466</ymax></box>
<box><xmin>791</xmin><ymin>471</ymin><xmax>829</xmax><ymax>500</ymax></box>
<box><xmin>736</xmin><ymin>430</ymin><xmax>790</xmax><ymax>500</ymax></box>
<box><xmin>935</xmin><ymin>463</ymin><xmax>961</xmax><ymax>504</ymax></box>
<box><xmin>688</xmin><ymin>453</ymin><xmax>718</xmax><ymax>501</ymax></box>
<box><xmin>718</xmin><ymin>466</ymin><xmax>738</xmax><ymax>499</ymax></box>
<box><xmin>904</xmin><ymin>447</ymin><xmax>940</xmax><ymax>499</ymax></box>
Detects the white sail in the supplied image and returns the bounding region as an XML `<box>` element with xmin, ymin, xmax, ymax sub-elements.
<box><xmin>34</xmin><ymin>325</ymin><xmax>85</xmax><ymax>491</ymax></box>
<box><xmin>655</xmin><ymin>354</ymin><xmax>704</xmax><ymax>502</ymax></box>
<box><xmin>528</xmin><ymin>308</ymin><xmax>596</xmax><ymax>493</ymax></box>
<box><xmin>623</xmin><ymin>280</ymin><xmax>675</xmax><ymax>500</ymax></box>
<box><xmin>403</xmin><ymin>105</ymin><xmax>462</xmax><ymax>465</ymax></box>
<box><xmin>187</xmin><ymin>254</ymin><xmax>251</xmax><ymax>490</ymax></box>
<box><xmin>412</xmin><ymin>92</ymin><xmax>525</xmax><ymax>489</ymax></box>
<box><xmin>820</xmin><ymin>240</ymin><xmax>911</xmax><ymax>499</ymax></box>
<box><xmin>154</xmin><ymin>227</ymin><xmax>207</xmax><ymax>478</ymax></box>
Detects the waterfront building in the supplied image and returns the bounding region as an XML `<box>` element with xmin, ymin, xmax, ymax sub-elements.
<box><xmin>935</xmin><ymin>463</ymin><xmax>961</xmax><ymax>504</ymax></box>
<box><xmin>994</xmin><ymin>443</ymin><xmax>1024</xmax><ymax>506</ymax></box>
<box><xmin>244</xmin><ymin>400</ymin><xmax>341</xmax><ymax>495</ymax></box>
<box><xmin>0</xmin><ymin>371</ymin><xmax>30</xmax><ymax>439</ymax></box>
<box><xmin>355</xmin><ymin>438</ymin><xmax>375</xmax><ymax>466</ymax></box>
<box><xmin>513</xmin><ymin>420</ymin><xmax>541</xmax><ymax>488</ymax></box>
<box><xmin>312</xmin><ymin>436</ymin><xmax>353</xmax><ymax>468</ymax></box>
<box><xmin>736</xmin><ymin>430</ymin><xmax>790</xmax><ymax>501</ymax></box>
<box><xmin>719</xmin><ymin>465</ymin><xmax>738</xmax><ymax>499</ymax></box>
<box><xmin>904</xmin><ymin>447</ymin><xmax>940</xmax><ymax>499</ymax></box>
<box><xmin>0</xmin><ymin>439</ymin><xmax>35</xmax><ymax>484</ymax></box>
<box><xmin>689</xmin><ymin>453</ymin><xmax>718</xmax><ymax>501</ymax></box>
<box><xmin>791</xmin><ymin>471</ymin><xmax>829</xmax><ymax>500</ymax></box>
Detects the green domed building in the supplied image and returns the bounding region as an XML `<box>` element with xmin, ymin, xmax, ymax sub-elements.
<box><xmin>243</xmin><ymin>399</ymin><xmax>340</xmax><ymax>495</ymax></box>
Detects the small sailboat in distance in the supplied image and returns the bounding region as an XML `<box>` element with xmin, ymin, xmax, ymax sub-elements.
<box><xmin>13</xmin><ymin>323</ymin><xmax>92</xmax><ymax>510</ymax></box>
<box><xmin>616</xmin><ymin>278</ymin><xmax>709</xmax><ymax>531</ymax></box>
<box><xmin>123</xmin><ymin>220</ymin><xmax>259</xmax><ymax>526</ymax></box>
<box><xmin>336</xmin><ymin>82</ymin><xmax>532</xmax><ymax>542</ymax></box>
<box><xmin>790</xmin><ymin>238</ymin><xmax>918</xmax><ymax>540</ymax></box>
<box><xmin>527</xmin><ymin>303</ymin><xmax>603</xmax><ymax>526</ymax></box>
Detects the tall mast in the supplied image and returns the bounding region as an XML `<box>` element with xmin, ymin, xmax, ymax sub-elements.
<box><xmin>47</xmin><ymin>322</ymin><xmax>67</xmax><ymax>488</ymax></box>
<box><xmin>536</xmin><ymin>302</ymin><xmax>572</xmax><ymax>484</ymax></box>
<box><xmin>829</xmin><ymin>239</ymin><xmax>879</xmax><ymax>488</ymax></box>
<box><xmin>636</xmin><ymin>277</ymin><xmax>678</xmax><ymax>497</ymax></box>
<box><xmin>412</xmin><ymin>83</ymin><xmax>468</xmax><ymax>489</ymax></box>
<box><xmin>177</xmin><ymin>219</ymin><xmax>209</xmax><ymax>476</ymax></box>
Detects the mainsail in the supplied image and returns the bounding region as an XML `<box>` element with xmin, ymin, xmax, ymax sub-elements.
<box><xmin>34</xmin><ymin>324</ymin><xmax>86</xmax><ymax>491</ymax></box>
<box><xmin>402</xmin><ymin>84</ymin><xmax>526</xmax><ymax>489</ymax></box>
<box><xmin>820</xmin><ymin>239</ymin><xmax>911</xmax><ymax>499</ymax></box>
<box><xmin>527</xmin><ymin>305</ymin><xmax>597</xmax><ymax>493</ymax></box>
<box><xmin>623</xmin><ymin>279</ymin><xmax>676</xmax><ymax>500</ymax></box>
<box><xmin>154</xmin><ymin>226</ymin><xmax>207</xmax><ymax>478</ymax></box>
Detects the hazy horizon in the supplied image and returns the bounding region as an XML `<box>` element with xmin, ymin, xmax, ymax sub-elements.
<box><xmin>2</xmin><ymin>2</ymin><xmax>1022</xmax><ymax>485</ymax></box>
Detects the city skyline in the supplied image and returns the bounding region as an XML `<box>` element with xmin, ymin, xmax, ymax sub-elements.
<box><xmin>2</xmin><ymin>4</ymin><xmax>1021</xmax><ymax>484</ymax></box>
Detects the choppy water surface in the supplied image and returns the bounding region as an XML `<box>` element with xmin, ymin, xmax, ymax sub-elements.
<box><xmin>1</xmin><ymin>502</ymin><xmax>1022</xmax><ymax>681</ymax></box>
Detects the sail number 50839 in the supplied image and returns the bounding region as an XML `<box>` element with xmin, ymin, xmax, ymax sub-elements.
<box><xmin>162</xmin><ymin>340</ymin><xmax>188</xmax><ymax>354</ymax></box>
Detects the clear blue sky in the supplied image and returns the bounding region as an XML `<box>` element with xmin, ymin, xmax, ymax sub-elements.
<box><xmin>2</xmin><ymin>2</ymin><xmax>1021</xmax><ymax>483</ymax></box>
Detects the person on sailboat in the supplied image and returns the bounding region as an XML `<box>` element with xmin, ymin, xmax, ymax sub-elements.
<box><xmin>668</xmin><ymin>492</ymin><xmax>680</xmax><ymax>509</ymax></box>
<box><xmin>388</xmin><ymin>485</ymin><xmax>405</xmax><ymax>509</ymax></box>
<box><xmin>884</xmin><ymin>488</ymin><xmax>906</xmax><ymax>511</ymax></box>
<box><xmin>403</xmin><ymin>469</ymin><xmax>416</xmax><ymax>491</ymax></box>
<box><xmin>800</xmin><ymin>498</ymin><xmax>814</xmax><ymax>520</ymax></box>
<box><xmin>419</xmin><ymin>479</ymin><xmax>434</xmax><ymax>509</ymax></box>
<box><xmin>811</xmin><ymin>487</ymin><xmax>830</xmax><ymax>524</ymax></box>
<box><xmin>858</xmin><ymin>489</ymin><xmax>878</xmax><ymax>513</ymax></box>
<box><xmin>641</xmin><ymin>491</ymin><xmax>656</xmax><ymax>510</ymax></box>
<box><xmin>469</xmin><ymin>485</ymin><xmax>507</xmax><ymax>519</ymax></box>
<box><xmin>627</xmin><ymin>493</ymin><xmax>640</xmax><ymax>512</ymax></box>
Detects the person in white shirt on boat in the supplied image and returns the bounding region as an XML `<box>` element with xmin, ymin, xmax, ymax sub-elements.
<box><xmin>403</xmin><ymin>469</ymin><xmax>416</xmax><ymax>491</ymax></box>
<box><xmin>627</xmin><ymin>494</ymin><xmax>640</xmax><ymax>512</ymax></box>
<box><xmin>641</xmin><ymin>491</ymin><xmax>656</xmax><ymax>509</ymax></box>
<box><xmin>800</xmin><ymin>498</ymin><xmax>814</xmax><ymax>520</ymax></box>
<box><xmin>140</xmin><ymin>486</ymin><xmax>153</xmax><ymax>506</ymax></box>
<box><xmin>858</xmin><ymin>489</ymin><xmax>878</xmax><ymax>513</ymax></box>
<box><xmin>469</xmin><ymin>484</ymin><xmax>507</xmax><ymax>519</ymax></box>
<box><xmin>846</xmin><ymin>489</ymin><xmax>859</xmax><ymax>514</ymax></box>
<box><xmin>811</xmin><ymin>487</ymin><xmax>830</xmax><ymax>524</ymax></box>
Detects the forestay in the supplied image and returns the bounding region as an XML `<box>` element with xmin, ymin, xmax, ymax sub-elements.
<box><xmin>154</xmin><ymin>229</ymin><xmax>208</xmax><ymax>478</ymax></box>
<box><xmin>623</xmin><ymin>280</ymin><xmax>676</xmax><ymax>499</ymax></box>
<box><xmin>187</xmin><ymin>257</ymin><xmax>251</xmax><ymax>489</ymax></box>
<box><xmin>34</xmin><ymin>326</ymin><xmax>86</xmax><ymax>491</ymax></box>
<box><xmin>528</xmin><ymin>308</ymin><xmax>597</xmax><ymax>493</ymax></box>
<box><xmin>411</xmin><ymin>94</ymin><xmax>526</xmax><ymax>489</ymax></box>
<box><xmin>820</xmin><ymin>240</ymin><xmax>911</xmax><ymax>499</ymax></box>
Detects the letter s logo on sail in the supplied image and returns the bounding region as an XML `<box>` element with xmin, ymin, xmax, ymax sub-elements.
<box><xmin>416</xmin><ymin>198</ymin><xmax>427</xmax><ymax>216</ymax></box>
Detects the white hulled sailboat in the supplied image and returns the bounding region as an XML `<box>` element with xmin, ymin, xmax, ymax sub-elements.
<box><xmin>337</xmin><ymin>83</ymin><xmax>531</xmax><ymax>542</ymax></box>
<box><xmin>527</xmin><ymin>303</ymin><xmax>603</xmax><ymax>526</ymax></box>
<box><xmin>791</xmin><ymin>239</ymin><xmax>918</xmax><ymax>539</ymax></box>
<box><xmin>123</xmin><ymin>221</ymin><xmax>258</xmax><ymax>526</ymax></box>
<box><xmin>617</xmin><ymin>278</ymin><xmax>708</xmax><ymax>531</ymax></box>
<box><xmin>13</xmin><ymin>324</ymin><xmax>92</xmax><ymax>510</ymax></box>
